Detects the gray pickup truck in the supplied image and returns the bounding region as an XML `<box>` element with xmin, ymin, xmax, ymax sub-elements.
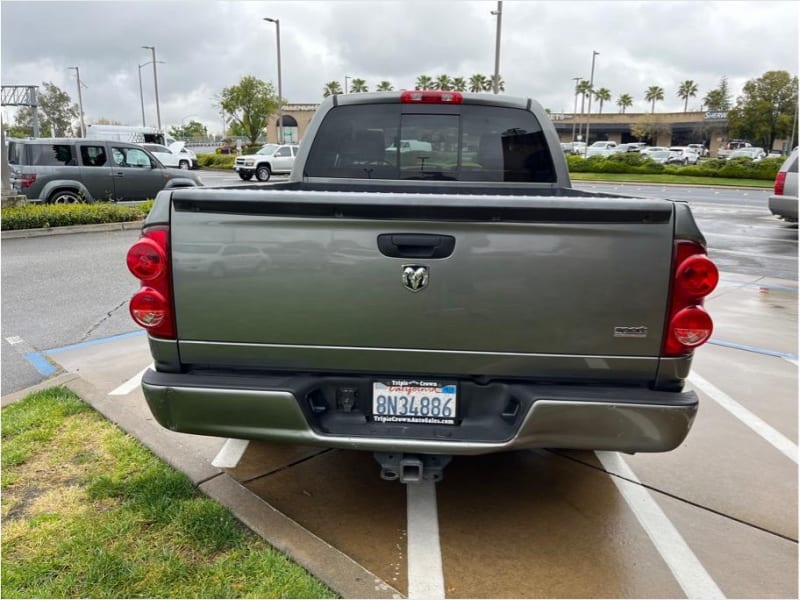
<box><xmin>127</xmin><ymin>91</ymin><xmax>719</xmax><ymax>483</ymax></box>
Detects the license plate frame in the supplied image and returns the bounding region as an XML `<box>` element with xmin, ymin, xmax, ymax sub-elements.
<box><xmin>371</xmin><ymin>379</ymin><xmax>458</xmax><ymax>425</ymax></box>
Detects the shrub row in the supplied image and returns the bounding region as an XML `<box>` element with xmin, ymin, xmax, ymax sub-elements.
<box><xmin>565</xmin><ymin>153</ymin><xmax>782</xmax><ymax>180</ymax></box>
<box><xmin>197</xmin><ymin>153</ymin><xmax>236</xmax><ymax>169</ymax></box>
<box><xmin>1</xmin><ymin>201</ymin><xmax>153</xmax><ymax>231</ymax></box>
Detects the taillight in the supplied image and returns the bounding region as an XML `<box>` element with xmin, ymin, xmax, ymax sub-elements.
<box><xmin>663</xmin><ymin>240</ymin><xmax>718</xmax><ymax>357</ymax></box>
<box><xmin>126</xmin><ymin>226</ymin><xmax>175</xmax><ymax>339</ymax></box>
<box><xmin>774</xmin><ymin>171</ymin><xmax>786</xmax><ymax>196</ymax></box>
<box><xmin>19</xmin><ymin>174</ymin><xmax>37</xmax><ymax>189</ymax></box>
<box><xmin>401</xmin><ymin>90</ymin><xmax>463</xmax><ymax>104</ymax></box>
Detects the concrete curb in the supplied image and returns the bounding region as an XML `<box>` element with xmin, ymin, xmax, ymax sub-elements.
<box><xmin>2</xmin><ymin>220</ymin><xmax>144</xmax><ymax>240</ymax></box>
<box><xmin>2</xmin><ymin>374</ymin><xmax>402</xmax><ymax>599</ymax></box>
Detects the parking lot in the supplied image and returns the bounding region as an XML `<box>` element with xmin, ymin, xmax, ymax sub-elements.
<box><xmin>1</xmin><ymin>181</ymin><xmax>796</xmax><ymax>598</ymax></box>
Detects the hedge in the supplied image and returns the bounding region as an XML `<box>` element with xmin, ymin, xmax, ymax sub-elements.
<box><xmin>565</xmin><ymin>153</ymin><xmax>782</xmax><ymax>180</ymax></box>
<box><xmin>197</xmin><ymin>153</ymin><xmax>236</xmax><ymax>169</ymax></box>
<box><xmin>1</xmin><ymin>201</ymin><xmax>153</xmax><ymax>231</ymax></box>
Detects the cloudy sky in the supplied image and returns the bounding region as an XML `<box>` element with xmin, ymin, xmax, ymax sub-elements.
<box><xmin>1</xmin><ymin>0</ymin><xmax>797</xmax><ymax>135</ymax></box>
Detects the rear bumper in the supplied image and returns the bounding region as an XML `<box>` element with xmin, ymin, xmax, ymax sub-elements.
<box><xmin>769</xmin><ymin>194</ymin><xmax>798</xmax><ymax>220</ymax></box>
<box><xmin>142</xmin><ymin>370</ymin><xmax>698</xmax><ymax>455</ymax></box>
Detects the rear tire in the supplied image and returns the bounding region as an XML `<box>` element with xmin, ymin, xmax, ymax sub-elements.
<box><xmin>238</xmin><ymin>172</ymin><xmax>254</xmax><ymax>181</ymax></box>
<box><xmin>255</xmin><ymin>164</ymin><xmax>271</xmax><ymax>182</ymax></box>
<box><xmin>49</xmin><ymin>190</ymin><xmax>84</xmax><ymax>204</ymax></box>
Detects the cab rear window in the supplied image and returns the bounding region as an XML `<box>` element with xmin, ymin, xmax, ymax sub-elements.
<box><xmin>304</xmin><ymin>104</ymin><xmax>556</xmax><ymax>182</ymax></box>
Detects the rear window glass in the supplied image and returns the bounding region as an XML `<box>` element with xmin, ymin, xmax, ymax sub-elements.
<box><xmin>7</xmin><ymin>141</ymin><xmax>25</xmax><ymax>165</ymax></box>
<box><xmin>304</xmin><ymin>104</ymin><xmax>556</xmax><ymax>182</ymax></box>
<box><xmin>28</xmin><ymin>143</ymin><xmax>75</xmax><ymax>166</ymax></box>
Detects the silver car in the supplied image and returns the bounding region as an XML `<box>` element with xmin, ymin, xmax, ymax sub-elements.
<box><xmin>768</xmin><ymin>148</ymin><xmax>798</xmax><ymax>221</ymax></box>
<box><xmin>8</xmin><ymin>137</ymin><xmax>201</xmax><ymax>203</ymax></box>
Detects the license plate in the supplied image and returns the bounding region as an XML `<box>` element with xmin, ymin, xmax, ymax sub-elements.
<box><xmin>372</xmin><ymin>379</ymin><xmax>457</xmax><ymax>425</ymax></box>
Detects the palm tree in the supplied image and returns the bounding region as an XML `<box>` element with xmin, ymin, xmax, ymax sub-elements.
<box><xmin>376</xmin><ymin>80</ymin><xmax>394</xmax><ymax>92</ymax></box>
<box><xmin>415</xmin><ymin>75</ymin><xmax>434</xmax><ymax>90</ymax></box>
<box><xmin>594</xmin><ymin>87</ymin><xmax>611</xmax><ymax>113</ymax></box>
<box><xmin>481</xmin><ymin>75</ymin><xmax>494</xmax><ymax>92</ymax></box>
<box><xmin>350</xmin><ymin>78</ymin><xmax>368</xmax><ymax>93</ymax></box>
<box><xmin>468</xmin><ymin>74</ymin><xmax>488</xmax><ymax>93</ymax></box>
<box><xmin>644</xmin><ymin>85</ymin><xmax>665</xmax><ymax>113</ymax></box>
<box><xmin>434</xmin><ymin>74</ymin><xmax>452</xmax><ymax>91</ymax></box>
<box><xmin>489</xmin><ymin>74</ymin><xmax>505</xmax><ymax>93</ymax></box>
<box><xmin>616</xmin><ymin>93</ymin><xmax>633</xmax><ymax>114</ymax></box>
<box><xmin>451</xmin><ymin>77</ymin><xmax>467</xmax><ymax>92</ymax></box>
<box><xmin>576</xmin><ymin>79</ymin><xmax>592</xmax><ymax>115</ymax></box>
<box><xmin>323</xmin><ymin>81</ymin><xmax>343</xmax><ymax>97</ymax></box>
<box><xmin>677</xmin><ymin>80</ymin><xmax>699</xmax><ymax>112</ymax></box>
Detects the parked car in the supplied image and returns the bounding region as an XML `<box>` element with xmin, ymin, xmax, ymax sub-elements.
<box><xmin>687</xmin><ymin>143</ymin><xmax>709</xmax><ymax>158</ymax></box>
<box><xmin>717</xmin><ymin>140</ymin><xmax>751</xmax><ymax>159</ymax></box>
<box><xmin>140</xmin><ymin>142</ymin><xmax>197</xmax><ymax>170</ymax></box>
<box><xmin>571</xmin><ymin>141</ymin><xmax>586</xmax><ymax>155</ymax></box>
<box><xmin>585</xmin><ymin>141</ymin><xmax>617</xmax><ymax>158</ymax></box>
<box><xmin>768</xmin><ymin>148</ymin><xmax>798</xmax><ymax>221</ymax></box>
<box><xmin>727</xmin><ymin>147</ymin><xmax>766</xmax><ymax>162</ymax></box>
<box><xmin>613</xmin><ymin>143</ymin><xmax>641</xmax><ymax>153</ymax></box>
<box><xmin>668</xmin><ymin>147</ymin><xmax>700</xmax><ymax>165</ymax></box>
<box><xmin>645</xmin><ymin>150</ymin><xmax>673</xmax><ymax>164</ymax></box>
<box><xmin>233</xmin><ymin>143</ymin><xmax>298</xmax><ymax>181</ymax></box>
<box><xmin>626</xmin><ymin>142</ymin><xmax>648</xmax><ymax>153</ymax></box>
<box><xmin>7</xmin><ymin>137</ymin><xmax>202</xmax><ymax>203</ymax></box>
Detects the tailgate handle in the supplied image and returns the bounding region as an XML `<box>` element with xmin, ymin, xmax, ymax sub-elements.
<box><xmin>378</xmin><ymin>234</ymin><xmax>455</xmax><ymax>259</ymax></box>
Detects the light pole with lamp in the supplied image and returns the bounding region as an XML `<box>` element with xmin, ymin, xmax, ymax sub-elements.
<box><xmin>138</xmin><ymin>60</ymin><xmax>165</xmax><ymax>127</ymax></box>
<box><xmin>571</xmin><ymin>76</ymin><xmax>581</xmax><ymax>142</ymax></box>
<box><xmin>68</xmin><ymin>66</ymin><xmax>86</xmax><ymax>137</ymax></box>
<box><xmin>490</xmin><ymin>1</ymin><xmax>503</xmax><ymax>94</ymax></box>
<box><xmin>141</xmin><ymin>46</ymin><xmax>162</xmax><ymax>131</ymax></box>
<box><xmin>263</xmin><ymin>17</ymin><xmax>283</xmax><ymax>144</ymax></box>
<box><xmin>583</xmin><ymin>50</ymin><xmax>599</xmax><ymax>155</ymax></box>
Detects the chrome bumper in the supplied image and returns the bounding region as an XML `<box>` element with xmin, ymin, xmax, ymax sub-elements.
<box><xmin>142</xmin><ymin>370</ymin><xmax>697</xmax><ymax>455</ymax></box>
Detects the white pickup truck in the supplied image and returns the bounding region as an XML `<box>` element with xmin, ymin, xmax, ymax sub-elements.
<box><xmin>233</xmin><ymin>143</ymin><xmax>299</xmax><ymax>181</ymax></box>
<box><xmin>128</xmin><ymin>91</ymin><xmax>718</xmax><ymax>483</ymax></box>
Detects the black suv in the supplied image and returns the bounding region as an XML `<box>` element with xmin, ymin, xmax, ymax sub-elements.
<box><xmin>7</xmin><ymin>138</ymin><xmax>202</xmax><ymax>203</ymax></box>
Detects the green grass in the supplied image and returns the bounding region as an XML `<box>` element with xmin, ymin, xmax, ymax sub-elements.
<box><xmin>568</xmin><ymin>172</ymin><xmax>773</xmax><ymax>188</ymax></box>
<box><xmin>1</xmin><ymin>387</ymin><xmax>336</xmax><ymax>599</ymax></box>
<box><xmin>1</xmin><ymin>201</ymin><xmax>153</xmax><ymax>231</ymax></box>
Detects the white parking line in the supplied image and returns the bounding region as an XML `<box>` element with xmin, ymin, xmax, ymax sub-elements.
<box><xmin>407</xmin><ymin>480</ymin><xmax>445</xmax><ymax>599</ymax></box>
<box><xmin>108</xmin><ymin>364</ymin><xmax>152</xmax><ymax>396</ymax></box>
<box><xmin>211</xmin><ymin>438</ymin><xmax>250</xmax><ymax>468</ymax></box>
<box><xmin>709</xmin><ymin>248</ymin><xmax>798</xmax><ymax>261</ymax></box>
<box><xmin>689</xmin><ymin>372</ymin><xmax>798</xmax><ymax>464</ymax></box>
<box><xmin>595</xmin><ymin>451</ymin><xmax>726</xmax><ymax>600</ymax></box>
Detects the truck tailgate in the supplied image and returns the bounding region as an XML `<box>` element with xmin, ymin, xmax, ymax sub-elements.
<box><xmin>170</xmin><ymin>190</ymin><xmax>675</xmax><ymax>381</ymax></box>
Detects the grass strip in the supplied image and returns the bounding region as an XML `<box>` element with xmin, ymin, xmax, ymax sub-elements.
<box><xmin>1</xmin><ymin>387</ymin><xmax>336</xmax><ymax>599</ymax></box>
<box><xmin>569</xmin><ymin>172</ymin><xmax>773</xmax><ymax>188</ymax></box>
<box><xmin>1</xmin><ymin>201</ymin><xmax>153</xmax><ymax>231</ymax></box>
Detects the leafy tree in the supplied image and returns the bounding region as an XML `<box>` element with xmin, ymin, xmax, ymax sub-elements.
<box><xmin>434</xmin><ymin>74</ymin><xmax>452</xmax><ymax>91</ymax></box>
<box><xmin>703</xmin><ymin>76</ymin><xmax>732</xmax><ymax>111</ymax></box>
<box><xmin>489</xmin><ymin>74</ymin><xmax>505</xmax><ymax>93</ymax></box>
<box><xmin>94</xmin><ymin>117</ymin><xmax>123</xmax><ymax>125</ymax></box>
<box><xmin>376</xmin><ymin>80</ymin><xmax>394</xmax><ymax>92</ymax></box>
<box><xmin>12</xmin><ymin>81</ymin><xmax>79</xmax><ymax>137</ymax></box>
<box><xmin>677</xmin><ymin>80</ymin><xmax>699</xmax><ymax>112</ymax></box>
<box><xmin>617</xmin><ymin>93</ymin><xmax>633</xmax><ymax>113</ymax></box>
<box><xmin>451</xmin><ymin>77</ymin><xmax>467</xmax><ymax>92</ymax></box>
<box><xmin>630</xmin><ymin>114</ymin><xmax>671</xmax><ymax>144</ymax></box>
<box><xmin>468</xmin><ymin>74</ymin><xmax>488</xmax><ymax>93</ymax></box>
<box><xmin>416</xmin><ymin>75</ymin><xmax>434</xmax><ymax>90</ymax></box>
<box><xmin>644</xmin><ymin>85</ymin><xmax>665</xmax><ymax>113</ymax></box>
<box><xmin>350</xmin><ymin>78</ymin><xmax>368</xmax><ymax>93</ymax></box>
<box><xmin>219</xmin><ymin>75</ymin><xmax>281</xmax><ymax>145</ymax></box>
<box><xmin>323</xmin><ymin>81</ymin><xmax>343</xmax><ymax>96</ymax></box>
<box><xmin>727</xmin><ymin>70</ymin><xmax>798</xmax><ymax>151</ymax></box>
<box><xmin>168</xmin><ymin>120</ymin><xmax>208</xmax><ymax>139</ymax></box>
<box><xmin>594</xmin><ymin>87</ymin><xmax>611</xmax><ymax>113</ymax></box>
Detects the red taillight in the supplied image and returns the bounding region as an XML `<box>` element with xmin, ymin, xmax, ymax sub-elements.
<box><xmin>663</xmin><ymin>241</ymin><xmax>718</xmax><ymax>357</ymax></box>
<box><xmin>127</xmin><ymin>226</ymin><xmax>175</xmax><ymax>339</ymax></box>
<box><xmin>774</xmin><ymin>171</ymin><xmax>786</xmax><ymax>196</ymax></box>
<box><xmin>19</xmin><ymin>174</ymin><xmax>37</xmax><ymax>189</ymax></box>
<box><xmin>401</xmin><ymin>90</ymin><xmax>463</xmax><ymax>104</ymax></box>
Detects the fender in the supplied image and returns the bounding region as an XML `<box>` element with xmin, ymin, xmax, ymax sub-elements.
<box><xmin>164</xmin><ymin>178</ymin><xmax>201</xmax><ymax>189</ymax></box>
<box><xmin>38</xmin><ymin>180</ymin><xmax>96</xmax><ymax>203</ymax></box>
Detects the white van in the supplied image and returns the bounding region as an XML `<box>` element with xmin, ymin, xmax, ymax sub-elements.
<box><xmin>386</xmin><ymin>139</ymin><xmax>433</xmax><ymax>153</ymax></box>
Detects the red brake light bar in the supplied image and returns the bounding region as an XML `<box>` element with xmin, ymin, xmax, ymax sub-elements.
<box><xmin>401</xmin><ymin>90</ymin><xmax>463</xmax><ymax>104</ymax></box>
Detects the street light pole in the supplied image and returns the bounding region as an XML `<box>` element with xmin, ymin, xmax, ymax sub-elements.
<box><xmin>571</xmin><ymin>76</ymin><xmax>581</xmax><ymax>142</ymax></box>
<box><xmin>583</xmin><ymin>50</ymin><xmax>599</xmax><ymax>154</ymax></box>
<box><xmin>142</xmin><ymin>46</ymin><xmax>161</xmax><ymax>131</ymax></box>
<box><xmin>491</xmin><ymin>1</ymin><xmax>503</xmax><ymax>94</ymax></box>
<box><xmin>264</xmin><ymin>17</ymin><xmax>283</xmax><ymax>144</ymax></box>
<box><xmin>68</xmin><ymin>66</ymin><xmax>86</xmax><ymax>137</ymax></box>
<box><xmin>344</xmin><ymin>75</ymin><xmax>351</xmax><ymax>94</ymax></box>
<box><xmin>138</xmin><ymin>60</ymin><xmax>165</xmax><ymax>128</ymax></box>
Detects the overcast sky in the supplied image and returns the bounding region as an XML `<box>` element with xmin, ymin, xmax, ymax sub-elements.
<box><xmin>1</xmin><ymin>0</ymin><xmax>797</xmax><ymax>135</ymax></box>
